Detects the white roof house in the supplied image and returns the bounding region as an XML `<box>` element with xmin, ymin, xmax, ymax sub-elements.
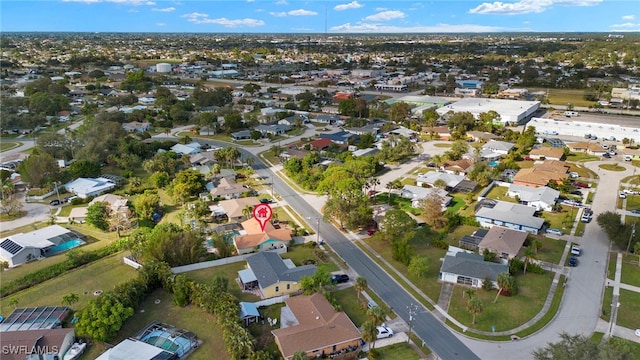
<box><xmin>475</xmin><ymin>200</ymin><xmax>545</xmax><ymax>234</ymax></box>
<box><xmin>401</xmin><ymin>185</ymin><xmax>452</xmax><ymax>208</ymax></box>
<box><xmin>0</xmin><ymin>225</ymin><xmax>81</xmax><ymax>267</ymax></box>
<box><xmin>95</xmin><ymin>338</ymin><xmax>169</xmax><ymax>360</ymax></box>
<box><xmin>481</xmin><ymin>140</ymin><xmax>515</xmax><ymax>155</ymax></box>
<box><xmin>416</xmin><ymin>172</ymin><xmax>465</xmax><ymax>189</ymax></box>
<box><xmin>64</xmin><ymin>177</ymin><xmax>116</xmax><ymax>199</ymax></box>
<box><xmin>507</xmin><ymin>184</ymin><xmax>559</xmax><ymax>212</ymax></box>
<box><xmin>171</xmin><ymin>141</ymin><xmax>202</xmax><ymax>156</ymax></box>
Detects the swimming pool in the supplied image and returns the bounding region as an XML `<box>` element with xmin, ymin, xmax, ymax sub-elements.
<box><xmin>47</xmin><ymin>239</ymin><xmax>85</xmax><ymax>256</ymax></box>
<box><xmin>488</xmin><ymin>161</ymin><xmax>499</xmax><ymax>167</ymax></box>
<box><xmin>141</xmin><ymin>330</ymin><xmax>196</xmax><ymax>357</ymax></box>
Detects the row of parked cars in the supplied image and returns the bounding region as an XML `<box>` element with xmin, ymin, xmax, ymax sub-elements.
<box><xmin>49</xmin><ymin>195</ymin><xmax>78</xmax><ymax>206</ymax></box>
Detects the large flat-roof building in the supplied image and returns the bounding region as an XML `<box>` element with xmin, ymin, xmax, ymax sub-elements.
<box><xmin>437</xmin><ymin>98</ymin><xmax>540</xmax><ymax>125</ymax></box>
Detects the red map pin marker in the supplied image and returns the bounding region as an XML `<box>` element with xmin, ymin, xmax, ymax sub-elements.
<box><xmin>253</xmin><ymin>203</ymin><xmax>273</xmax><ymax>232</ymax></box>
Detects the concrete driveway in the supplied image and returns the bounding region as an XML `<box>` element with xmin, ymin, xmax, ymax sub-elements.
<box><xmin>0</xmin><ymin>193</ymin><xmax>52</xmax><ymax>232</ymax></box>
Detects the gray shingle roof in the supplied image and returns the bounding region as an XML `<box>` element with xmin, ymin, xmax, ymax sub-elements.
<box><xmin>440</xmin><ymin>252</ymin><xmax>509</xmax><ymax>282</ymax></box>
<box><xmin>246</xmin><ymin>252</ymin><xmax>316</xmax><ymax>289</ymax></box>
<box><xmin>475</xmin><ymin>200</ymin><xmax>544</xmax><ymax>229</ymax></box>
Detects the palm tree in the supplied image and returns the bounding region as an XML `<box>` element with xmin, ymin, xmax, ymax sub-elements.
<box><xmin>367</xmin><ymin>305</ymin><xmax>386</xmax><ymax>327</ymax></box>
<box><xmin>369</xmin><ymin>177</ymin><xmax>380</xmax><ymax>193</ymax></box>
<box><xmin>531</xmin><ymin>239</ymin><xmax>542</xmax><ymax>255</ymax></box>
<box><xmin>467</xmin><ymin>297</ymin><xmax>483</xmax><ymax>325</ymax></box>
<box><xmin>61</xmin><ymin>292</ymin><xmax>79</xmax><ymax>309</ymax></box>
<box><xmin>523</xmin><ymin>246</ymin><xmax>537</xmax><ymax>274</ymax></box>
<box><xmin>355</xmin><ymin>276</ymin><xmax>368</xmax><ymax>301</ymax></box>
<box><xmin>385</xmin><ymin>180</ymin><xmax>402</xmax><ymax>204</ymax></box>
<box><xmin>494</xmin><ymin>272</ymin><xmax>511</xmax><ymax>303</ymax></box>
<box><xmin>463</xmin><ymin>287</ymin><xmax>476</xmax><ymax>300</ymax></box>
<box><xmin>361</xmin><ymin>320</ymin><xmax>378</xmax><ymax>350</ymax></box>
<box><xmin>210</xmin><ymin>163</ymin><xmax>221</xmax><ymax>179</ymax></box>
<box><xmin>242</xmin><ymin>205</ymin><xmax>253</xmax><ymax>219</ymax></box>
<box><xmin>0</xmin><ymin>178</ymin><xmax>15</xmax><ymax>200</ymax></box>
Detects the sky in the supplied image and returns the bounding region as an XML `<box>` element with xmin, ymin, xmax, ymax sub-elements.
<box><xmin>1</xmin><ymin>0</ymin><xmax>639</xmax><ymax>33</ymax></box>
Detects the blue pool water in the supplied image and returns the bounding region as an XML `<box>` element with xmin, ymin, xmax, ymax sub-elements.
<box><xmin>488</xmin><ymin>161</ymin><xmax>499</xmax><ymax>167</ymax></box>
<box><xmin>47</xmin><ymin>239</ymin><xmax>85</xmax><ymax>256</ymax></box>
<box><xmin>141</xmin><ymin>330</ymin><xmax>195</xmax><ymax>357</ymax></box>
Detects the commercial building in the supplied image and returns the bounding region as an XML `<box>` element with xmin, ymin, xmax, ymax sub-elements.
<box><xmin>436</xmin><ymin>98</ymin><xmax>540</xmax><ymax>125</ymax></box>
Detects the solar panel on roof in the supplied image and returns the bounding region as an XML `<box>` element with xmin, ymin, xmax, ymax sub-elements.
<box><xmin>1</xmin><ymin>239</ymin><xmax>24</xmax><ymax>255</ymax></box>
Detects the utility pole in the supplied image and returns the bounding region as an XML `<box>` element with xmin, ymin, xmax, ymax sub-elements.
<box><xmin>407</xmin><ymin>304</ymin><xmax>418</xmax><ymax>343</ymax></box>
<box><xmin>316</xmin><ymin>217</ymin><xmax>320</xmax><ymax>244</ymax></box>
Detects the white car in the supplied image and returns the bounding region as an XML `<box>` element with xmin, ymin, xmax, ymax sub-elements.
<box><xmin>547</xmin><ymin>228</ymin><xmax>563</xmax><ymax>236</ymax></box>
<box><xmin>571</xmin><ymin>245</ymin><xmax>581</xmax><ymax>256</ymax></box>
<box><xmin>568</xmin><ymin>172</ymin><xmax>579</xmax><ymax>179</ymax></box>
<box><xmin>376</xmin><ymin>324</ymin><xmax>394</xmax><ymax>339</ymax></box>
<box><xmin>635</xmin><ymin>329</ymin><xmax>640</xmax><ymax>337</ymax></box>
<box><xmin>620</xmin><ymin>193</ymin><xmax>627</xmax><ymax>199</ymax></box>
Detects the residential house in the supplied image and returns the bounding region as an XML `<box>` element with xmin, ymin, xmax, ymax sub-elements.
<box><xmin>243</xmin><ymin>252</ymin><xmax>316</xmax><ymax>298</ymax></box>
<box><xmin>309</xmin><ymin>138</ymin><xmax>333</xmax><ymax>151</ymax></box>
<box><xmin>439</xmin><ymin>247</ymin><xmax>509</xmax><ymax>288</ymax></box>
<box><xmin>481</xmin><ymin>140</ymin><xmax>515</xmax><ymax>159</ymax></box>
<box><xmin>401</xmin><ymin>185</ymin><xmax>452</xmax><ymax>208</ymax></box>
<box><xmin>189</xmin><ymin>151</ymin><xmax>217</xmax><ymax>166</ymax></box>
<box><xmin>0</xmin><ymin>328</ymin><xmax>76</xmax><ymax>360</ymax></box>
<box><xmin>231</xmin><ymin>130</ymin><xmax>252</xmax><ymax>141</ymax></box>
<box><xmin>233</xmin><ymin>217</ymin><xmax>292</xmax><ymax>254</ymax></box>
<box><xmin>528</xmin><ymin>147</ymin><xmax>565</xmax><ymax>161</ymax></box>
<box><xmin>64</xmin><ymin>177</ymin><xmax>116</xmax><ymax>199</ymax></box>
<box><xmin>122</xmin><ymin>121</ymin><xmax>150</xmax><ymax>132</ymax></box>
<box><xmin>319</xmin><ymin>131</ymin><xmax>358</xmax><ymax>145</ymax></box>
<box><xmin>416</xmin><ymin>172</ymin><xmax>465</xmax><ymax>190</ymax></box>
<box><xmin>315</xmin><ymin>114</ymin><xmax>341</xmax><ymax>124</ymax></box>
<box><xmin>478</xmin><ymin>226</ymin><xmax>528</xmax><ymax>260</ymax></box>
<box><xmin>216</xmin><ymin>197</ymin><xmax>261</xmax><ymax>222</ymax></box>
<box><xmin>567</xmin><ymin>142</ymin><xmax>607</xmax><ymax>156</ymax></box>
<box><xmin>346</xmin><ymin>123</ymin><xmax>379</xmax><ymax>136</ymax></box>
<box><xmin>512</xmin><ymin>160</ymin><xmax>569</xmax><ymax>187</ymax></box>
<box><xmin>352</xmin><ymin>148</ymin><xmax>380</xmax><ymax>157</ymax></box>
<box><xmin>272</xmin><ymin>293</ymin><xmax>362</xmax><ymax>360</ymax></box>
<box><xmin>506</xmin><ymin>184</ymin><xmax>559</xmax><ymax>211</ymax></box>
<box><xmin>387</xmin><ymin>126</ymin><xmax>418</xmax><ymax>140</ymax></box>
<box><xmin>475</xmin><ymin>200</ymin><xmax>545</xmax><ymax>234</ymax></box>
<box><xmin>0</xmin><ymin>225</ymin><xmax>84</xmax><ymax>267</ymax></box>
<box><xmin>441</xmin><ymin>159</ymin><xmax>474</xmax><ymax>175</ymax></box>
<box><xmin>467</xmin><ymin>131</ymin><xmax>501</xmax><ymax>142</ymax></box>
<box><xmin>255</xmin><ymin>124</ymin><xmax>291</xmax><ymax>136</ymax></box>
<box><xmin>170</xmin><ymin>141</ymin><xmax>202</xmax><ymax>156</ymax></box>
<box><xmin>210</xmin><ymin>178</ymin><xmax>248</xmax><ymax>200</ymax></box>
<box><xmin>422</xmin><ymin>126</ymin><xmax>451</xmax><ymax>140</ymax></box>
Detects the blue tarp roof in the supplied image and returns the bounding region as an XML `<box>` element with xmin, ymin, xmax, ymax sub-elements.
<box><xmin>239</xmin><ymin>302</ymin><xmax>260</xmax><ymax>319</ymax></box>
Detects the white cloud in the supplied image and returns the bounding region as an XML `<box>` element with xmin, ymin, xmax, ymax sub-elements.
<box><xmin>364</xmin><ymin>10</ymin><xmax>405</xmax><ymax>21</ymax></box>
<box><xmin>269</xmin><ymin>11</ymin><xmax>287</xmax><ymax>17</ymax></box>
<box><xmin>334</xmin><ymin>1</ymin><xmax>363</xmax><ymax>11</ymax></box>
<box><xmin>469</xmin><ymin>0</ymin><xmax>601</xmax><ymax>15</ymax></box>
<box><xmin>181</xmin><ymin>13</ymin><xmax>264</xmax><ymax>27</ymax></box>
<box><xmin>331</xmin><ymin>22</ymin><xmax>504</xmax><ymax>33</ymax></box>
<box><xmin>275</xmin><ymin>0</ymin><xmax>288</xmax><ymax>5</ymax></box>
<box><xmin>375</xmin><ymin>7</ymin><xmax>387</xmax><ymax>11</ymax></box>
<box><xmin>288</xmin><ymin>9</ymin><xmax>317</xmax><ymax>16</ymax></box>
<box><xmin>610</xmin><ymin>22</ymin><xmax>640</xmax><ymax>28</ymax></box>
<box><xmin>156</xmin><ymin>22</ymin><xmax>166</xmax><ymax>27</ymax></box>
<box><xmin>152</xmin><ymin>7</ymin><xmax>175</xmax><ymax>12</ymax></box>
<box><xmin>622</xmin><ymin>14</ymin><xmax>636</xmax><ymax>20</ymax></box>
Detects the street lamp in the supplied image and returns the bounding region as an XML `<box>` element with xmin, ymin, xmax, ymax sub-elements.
<box><xmin>627</xmin><ymin>223</ymin><xmax>636</xmax><ymax>253</ymax></box>
<box><xmin>307</xmin><ymin>216</ymin><xmax>321</xmax><ymax>244</ymax></box>
<box><xmin>407</xmin><ymin>304</ymin><xmax>418</xmax><ymax>343</ymax></box>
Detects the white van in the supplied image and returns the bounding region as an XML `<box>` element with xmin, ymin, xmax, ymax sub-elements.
<box><xmin>625</xmin><ymin>155</ymin><xmax>632</xmax><ymax>161</ymax></box>
<box><xmin>564</xmin><ymin>111</ymin><xmax>579</xmax><ymax>117</ymax></box>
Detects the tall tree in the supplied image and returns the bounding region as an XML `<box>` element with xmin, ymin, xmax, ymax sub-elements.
<box><xmin>494</xmin><ymin>272</ymin><xmax>511</xmax><ymax>303</ymax></box>
<box><xmin>86</xmin><ymin>202</ymin><xmax>110</xmax><ymax>231</ymax></box>
<box><xmin>466</xmin><ymin>297</ymin><xmax>483</xmax><ymax>325</ymax></box>
<box><xmin>355</xmin><ymin>276</ymin><xmax>368</xmax><ymax>301</ymax></box>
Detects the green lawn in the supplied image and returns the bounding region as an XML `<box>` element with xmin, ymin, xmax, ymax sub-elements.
<box><xmin>446</xmin><ymin>196</ymin><xmax>467</xmax><ymax>214</ymax></box>
<box><xmin>367</xmin><ymin>342</ymin><xmax>421</xmax><ymax>360</ymax></box>
<box><xmin>599</xmin><ymin>164</ymin><xmax>626</xmax><ymax>172</ymax></box>
<box><xmin>447</xmin><ymin>271</ymin><xmax>554</xmax><ymax>331</ymax></box>
<box><xmin>601</xmin><ymin>286</ymin><xmax>613</xmax><ymax>320</ymax></box>
<box><xmin>0</xmin><ymin>141</ymin><xmax>20</xmax><ymax>152</ymax></box>
<box><xmin>533</xmin><ymin>236</ymin><xmax>567</xmax><ymax>264</ymax></box>
<box><xmin>332</xmin><ymin>287</ymin><xmax>369</xmax><ymax>327</ymax></box>
<box><xmin>372</xmin><ymin>193</ymin><xmax>421</xmax><ymax>216</ymax></box>
<box><xmin>530</xmin><ymin>88</ymin><xmax>595</xmax><ymax>108</ymax></box>
<box><xmin>0</xmin><ymin>253</ymin><xmax>138</xmax><ymax>315</ymax></box>
<box><xmin>608</xmin><ymin>252</ymin><xmax>617</xmax><ymax>279</ymax></box>
<box><xmin>621</xmin><ymin>175</ymin><xmax>640</xmax><ymax>185</ymax></box>
<box><xmin>574</xmin><ymin>220</ymin><xmax>586</xmax><ymax>237</ymax></box>
<box><xmin>615</xmin><ymin>289</ymin><xmax>640</xmax><ymax>329</ymax></box>
<box><xmin>566</xmin><ymin>152</ymin><xmax>600</xmax><ymax>162</ymax></box>
<box><xmin>620</xmin><ymin>253</ymin><xmax>640</xmax><ymax>287</ymax></box>
<box><xmin>568</xmin><ymin>163</ymin><xmax>598</xmax><ymax>179</ymax></box>
<box><xmin>540</xmin><ymin>206</ymin><xmax>578</xmax><ymax>233</ymax></box>
<box><xmin>483</xmin><ymin>185</ymin><xmax>514</xmax><ymax>202</ymax></box>
<box><xmin>0</xmin><ymin>210</ymin><xmax>27</xmax><ymax>221</ymax></box>
<box><xmin>259</xmin><ymin>150</ymin><xmax>282</xmax><ymax>166</ymax></box>
<box><xmin>623</xmin><ymin>194</ymin><xmax>640</xmax><ymax>211</ymax></box>
<box><xmin>433</xmin><ymin>143</ymin><xmax>452</xmax><ymax>148</ymax></box>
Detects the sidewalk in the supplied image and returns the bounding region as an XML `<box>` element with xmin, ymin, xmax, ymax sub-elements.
<box><xmin>602</xmin><ymin>251</ymin><xmax>640</xmax><ymax>342</ymax></box>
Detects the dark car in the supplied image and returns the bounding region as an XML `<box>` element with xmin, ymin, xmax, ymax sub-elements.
<box><xmin>331</xmin><ymin>274</ymin><xmax>350</xmax><ymax>284</ymax></box>
<box><xmin>569</xmin><ymin>256</ymin><xmax>579</xmax><ymax>267</ymax></box>
<box><xmin>259</xmin><ymin>198</ymin><xmax>272</xmax><ymax>204</ymax></box>
<box><xmin>569</xmin><ymin>190</ymin><xmax>583</xmax><ymax>196</ymax></box>
<box><xmin>602</xmin><ymin>153</ymin><xmax>611</xmax><ymax>158</ymax></box>
<box><xmin>630</xmin><ymin>209</ymin><xmax>640</xmax><ymax>215</ymax></box>
<box><xmin>49</xmin><ymin>199</ymin><xmax>61</xmax><ymax>206</ymax></box>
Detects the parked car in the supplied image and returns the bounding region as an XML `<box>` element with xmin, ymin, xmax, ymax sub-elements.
<box><xmin>631</xmin><ymin>209</ymin><xmax>640</xmax><ymax>215</ymax></box>
<box><xmin>523</xmin><ymin>156</ymin><xmax>534</xmax><ymax>161</ymax></box>
<box><xmin>571</xmin><ymin>245</ymin><xmax>582</xmax><ymax>256</ymax></box>
<box><xmin>581</xmin><ymin>215</ymin><xmax>591</xmax><ymax>223</ymax></box>
<box><xmin>569</xmin><ymin>190</ymin><xmax>583</xmax><ymax>196</ymax></box>
<box><xmin>602</xmin><ymin>153</ymin><xmax>611</xmax><ymax>159</ymax></box>
<box><xmin>620</xmin><ymin>192</ymin><xmax>627</xmax><ymax>199</ymax></box>
<box><xmin>64</xmin><ymin>195</ymin><xmax>78</xmax><ymax>203</ymax></box>
<box><xmin>569</xmin><ymin>256</ymin><xmax>579</xmax><ymax>267</ymax></box>
<box><xmin>367</xmin><ymin>229</ymin><xmax>377</xmax><ymax>236</ymax></box>
<box><xmin>259</xmin><ymin>198</ymin><xmax>272</xmax><ymax>204</ymax></box>
<box><xmin>367</xmin><ymin>300</ymin><xmax>378</xmax><ymax>309</ymax></box>
<box><xmin>572</xmin><ymin>182</ymin><xmax>589</xmax><ymax>188</ymax></box>
<box><xmin>368</xmin><ymin>190</ymin><xmax>377</xmax><ymax>197</ymax></box>
<box><xmin>49</xmin><ymin>199</ymin><xmax>61</xmax><ymax>206</ymax></box>
<box><xmin>547</xmin><ymin>228</ymin><xmax>563</xmax><ymax>236</ymax></box>
<box><xmin>635</xmin><ymin>328</ymin><xmax>640</xmax><ymax>337</ymax></box>
<box><xmin>376</xmin><ymin>324</ymin><xmax>394</xmax><ymax>339</ymax></box>
<box><xmin>331</xmin><ymin>274</ymin><xmax>350</xmax><ymax>284</ymax></box>
<box><xmin>568</xmin><ymin>172</ymin><xmax>579</xmax><ymax>179</ymax></box>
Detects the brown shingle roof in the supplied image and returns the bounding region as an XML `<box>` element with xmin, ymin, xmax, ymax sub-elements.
<box><xmin>478</xmin><ymin>226</ymin><xmax>527</xmax><ymax>258</ymax></box>
<box><xmin>529</xmin><ymin>147</ymin><xmax>565</xmax><ymax>159</ymax></box>
<box><xmin>272</xmin><ymin>294</ymin><xmax>361</xmax><ymax>359</ymax></box>
<box><xmin>218</xmin><ymin>197</ymin><xmax>261</xmax><ymax>218</ymax></box>
<box><xmin>234</xmin><ymin>218</ymin><xmax>292</xmax><ymax>250</ymax></box>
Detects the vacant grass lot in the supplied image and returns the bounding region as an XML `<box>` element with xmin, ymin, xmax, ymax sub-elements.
<box><xmin>484</xmin><ymin>185</ymin><xmax>514</xmax><ymax>202</ymax></box>
<box><xmin>533</xmin><ymin>237</ymin><xmax>567</xmax><ymax>264</ymax></box>
<box><xmin>447</xmin><ymin>271</ymin><xmax>554</xmax><ymax>331</ymax></box>
<box><xmin>615</xmin><ymin>289</ymin><xmax>640</xmax><ymax>330</ymax></box>
<box><xmin>0</xmin><ymin>253</ymin><xmax>137</xmax><ymax>315</ymax></box>
<box><xmin>332</xmin><ymin>287</ymin><xmax>369</xmax><ymax>327</ymax></box>
<box><xmin>620</xmin><ymin>253</ymin><xmax>640</xmax><ymax>287</ymax></box>
<box><xmin>367</xmin><ymin>342</ymin><xmax>421</xmax><ymax>360</ymax></box>
<box><xmin>530</xmin><ymin>88</ymin><xmax>594</xmax><ymax>108</ymax></box>
<box><xmin>110</xmin><ymin>289</ymin><xmax>227</xmax><ymax>360</ymax></box>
